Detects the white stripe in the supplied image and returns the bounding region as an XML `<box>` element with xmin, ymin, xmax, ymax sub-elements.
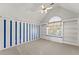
<box><xmin>17</xmin><ymin>21</ymin><xmax>20</xmax><ymax>45</ymax></box>
<box><xmin>12</xmin><ymin>20</ymin><xmax>15</xmax><ymax>47</ymax></box>
<box><xmin>25</xmin><ymin>22</ymin><xmax>26</xmax><ymax>42</ymax></box>
<box><xmin>6</xmin><ymin>19</ymin><xmax>10</xmax><ymax>48</ymax></box>
<box><xmin>35</xmin><ymin>24</ymin><xmax>36</xmax><ymax>40</ymax></box>
<box><xmin>28</xmin><ymin>23</ymin><xmax>30</xmax><ymax>42</ymax></box>
<box><xmin>33</xmin><ymin>24</ymin><xmax>34</xmax><ymax>41</ymax></box>
<box><xmin>21</xmin><ymin>22</ymin><xmax>23</xmax><ymax>44</ymax></box>
<box><xmin>30</xmin><ymin>24</ymin><xmax>32</xmax><ymax>41</ymax></box>
<box><xmin>0</xmin><ymin>17</ymin><xmax>4</xmax><ymax>50</ymax></box>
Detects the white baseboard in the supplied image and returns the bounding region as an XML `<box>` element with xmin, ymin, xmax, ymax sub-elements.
<box><xmin>41</xmin><ymin>38</ymin><xmax>79</xmax><ymax>47</ymax></box>
<box><xmin>63</xmin><ymin>41</ymin><xmax>79</xmax><ymax>47</ymax></box>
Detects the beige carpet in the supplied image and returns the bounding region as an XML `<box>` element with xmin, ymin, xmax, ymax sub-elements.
<box><xmin>0</xmin><ymin>39</ymin><xmax>79</xmax><ymax>55</ymax></box>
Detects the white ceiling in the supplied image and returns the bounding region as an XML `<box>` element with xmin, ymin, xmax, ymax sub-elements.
<box><xmin>59</xmin><ymin>3</ymin><xmax>79</xmax><ymax>14</ymax></box>
<box><xmin>0</xmin><ymin>3</ymin><xmax>45</xmax><ymax>23</ymax></box>
<box><xmin>0</xmin><ymin>3</ymin><xmax>79</xmax><ymax>23</ymax></box>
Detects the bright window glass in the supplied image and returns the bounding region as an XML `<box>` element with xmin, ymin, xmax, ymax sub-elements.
<box><xmin>46</xmin><ymin>16</ymin><xmax>63</xmax><ymax>37</ymax></box>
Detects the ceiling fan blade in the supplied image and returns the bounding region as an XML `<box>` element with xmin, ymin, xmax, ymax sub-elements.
<box><xmin>45</xmin><ymin>9</ymin><xmax>47</xmax><ymax>13</ymax></box>
<box><xmin>50</xmin><ymin>3</ymin><xmax>54</xmax><ymax>5</ymax></box>
<box><xmin>41</xmin><ymin>5</ymin><xmax>45</xmax><ymax>9</ymax></box>
<box><xmin>46</xmin><ymin>7</ymin><xmax>52</xmax><ymax>10</ymax></box>
<box><xmin>40</xmin><ymin>4</ymin><xmax>54</xmax><ymax>14</ymax></box>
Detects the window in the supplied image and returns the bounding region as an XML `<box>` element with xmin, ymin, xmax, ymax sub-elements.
<box><xmin>46</xmin><ymin>16</ymin><xmax>63</xmax><ymax>38</ymax></box>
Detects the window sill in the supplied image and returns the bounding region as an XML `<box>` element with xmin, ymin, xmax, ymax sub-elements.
<box><xmin>46</xmin><ymin>35</ymin><xmax>63</xmax><ymax>38</ymax></box>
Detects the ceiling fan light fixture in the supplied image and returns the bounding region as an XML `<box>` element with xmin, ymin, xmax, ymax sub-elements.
<box><xmin>40</xmin><ymin>3</ymin><xmax>54</xmax><ymax>14</ymax></box>
<box><xmin>46</xmin><ymin>7</ymin><xmax>52</xmax><ymax>10</ymax></box>
<box><xmin>50</xmin><ymin>3</ymin><xmax>54</xmax><ymax>5</ymax></box>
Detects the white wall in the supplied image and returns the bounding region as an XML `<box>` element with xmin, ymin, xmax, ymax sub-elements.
<box><xmin>63</xmin><ymin>18</ymin><xmax>78</xmax><ymax>46</ymax></box>
<box><xmin>40</xmin><ymin>5</ymin><xmax>79</xmax><ymax>45</ymax></box>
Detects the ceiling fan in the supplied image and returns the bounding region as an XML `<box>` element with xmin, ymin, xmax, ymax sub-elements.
<box><xmin>40</xmin><ymin>3</ymin><xmax>54</xmax><ymax>14</ymax></box>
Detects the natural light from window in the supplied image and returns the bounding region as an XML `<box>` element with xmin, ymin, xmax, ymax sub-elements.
<box><xmin>46</xmin><ymin>16</ymin><xmax>63</xmax><ymax>38</ymax></box>
<box><xmin>49</xmin><ymin>16</ymin><xmax>61</xmax><ymax>22</ymax></box>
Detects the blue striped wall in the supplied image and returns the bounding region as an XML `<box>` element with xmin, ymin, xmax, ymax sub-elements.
<box><xmin>4</xmin><ymin>20</ymin><xmax>6</xmax><ymax>48</ymax></box>
<box><xmin>15</xmin><ymin>22</ymin><xmax>17</xmax><ymax>45</ymax></box>
<box><xmin>10</xmin><ymin>20</ymin><xmax>12</xmax><ymax>46</ymax></box>
<box><xmin>20</xmin><ymin>22</ymin><xmax>21</xmax><ymax>44</ymax></box>
<box><xmin>26</xmin><ymin>23</ymin><xmax>28</xmax><ymax>42</ymax></box>
<box><xmin>23</xmin><ymin>23</ymin><xmax>25</xmax><ymax>42</ymax></box>
<box><xmin>0</xmin><ymin>17</ymin><xmax>40</xmax><ymax>49</ymax></box>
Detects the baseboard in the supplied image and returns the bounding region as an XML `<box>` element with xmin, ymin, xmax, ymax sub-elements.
<box><xmin>63</xmin><ymin>41</ymin><xmax>79</xmax><ymax>47</ymax></box>
<box><xmin>41</xmin><ymin>38</ymin><xmax>79</xmax><ymax>47</ymax></box>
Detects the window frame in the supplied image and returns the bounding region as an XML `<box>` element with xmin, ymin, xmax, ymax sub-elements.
<box><xmin>46</xmin><ymin>19</ymin><xmax>63</xmax><ymax>38</ymax></box>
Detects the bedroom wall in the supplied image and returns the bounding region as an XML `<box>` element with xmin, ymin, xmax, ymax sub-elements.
<box><xmin>0</xmin><ymin>4</ymin><xmax>40</xmax><ymax>51</ymax></box>
<box><xmin>63</xmin><ymin>18</ymin><xmax>78</xmax><ymax>45</ymax></box>
<box><xmin>40</xmin><ymin>5</ymin><xmax>78</xmax><ymax>45</ymax></box>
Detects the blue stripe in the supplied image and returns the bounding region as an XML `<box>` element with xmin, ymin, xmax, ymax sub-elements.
<box><xmin>26</xmin><ymin>23</ymin><xmax>28</xmax><ymax>41</ymax></box>
<box><xmin>4</xmin><ymin>20</ymin><xmax>6</xmax><ymax>48</ymax></box>
<box><xmin>20</xmin><ymin>22</ymin><xmax>21</xmax><ymax>44</ymax></box>
<box><xmin>15</xmin><ymin>22</ymin><xmax>17</xmax><ymax>45</ymax></box>
<box><xmin>10</xmin><ymin>20</ymin><xmax>12</xmax><ymax>46</ymax></box>
<box><xmin>23</xmin><ymin>23</ymin><xmax>25</xmax><ymax>42</ymax></box>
